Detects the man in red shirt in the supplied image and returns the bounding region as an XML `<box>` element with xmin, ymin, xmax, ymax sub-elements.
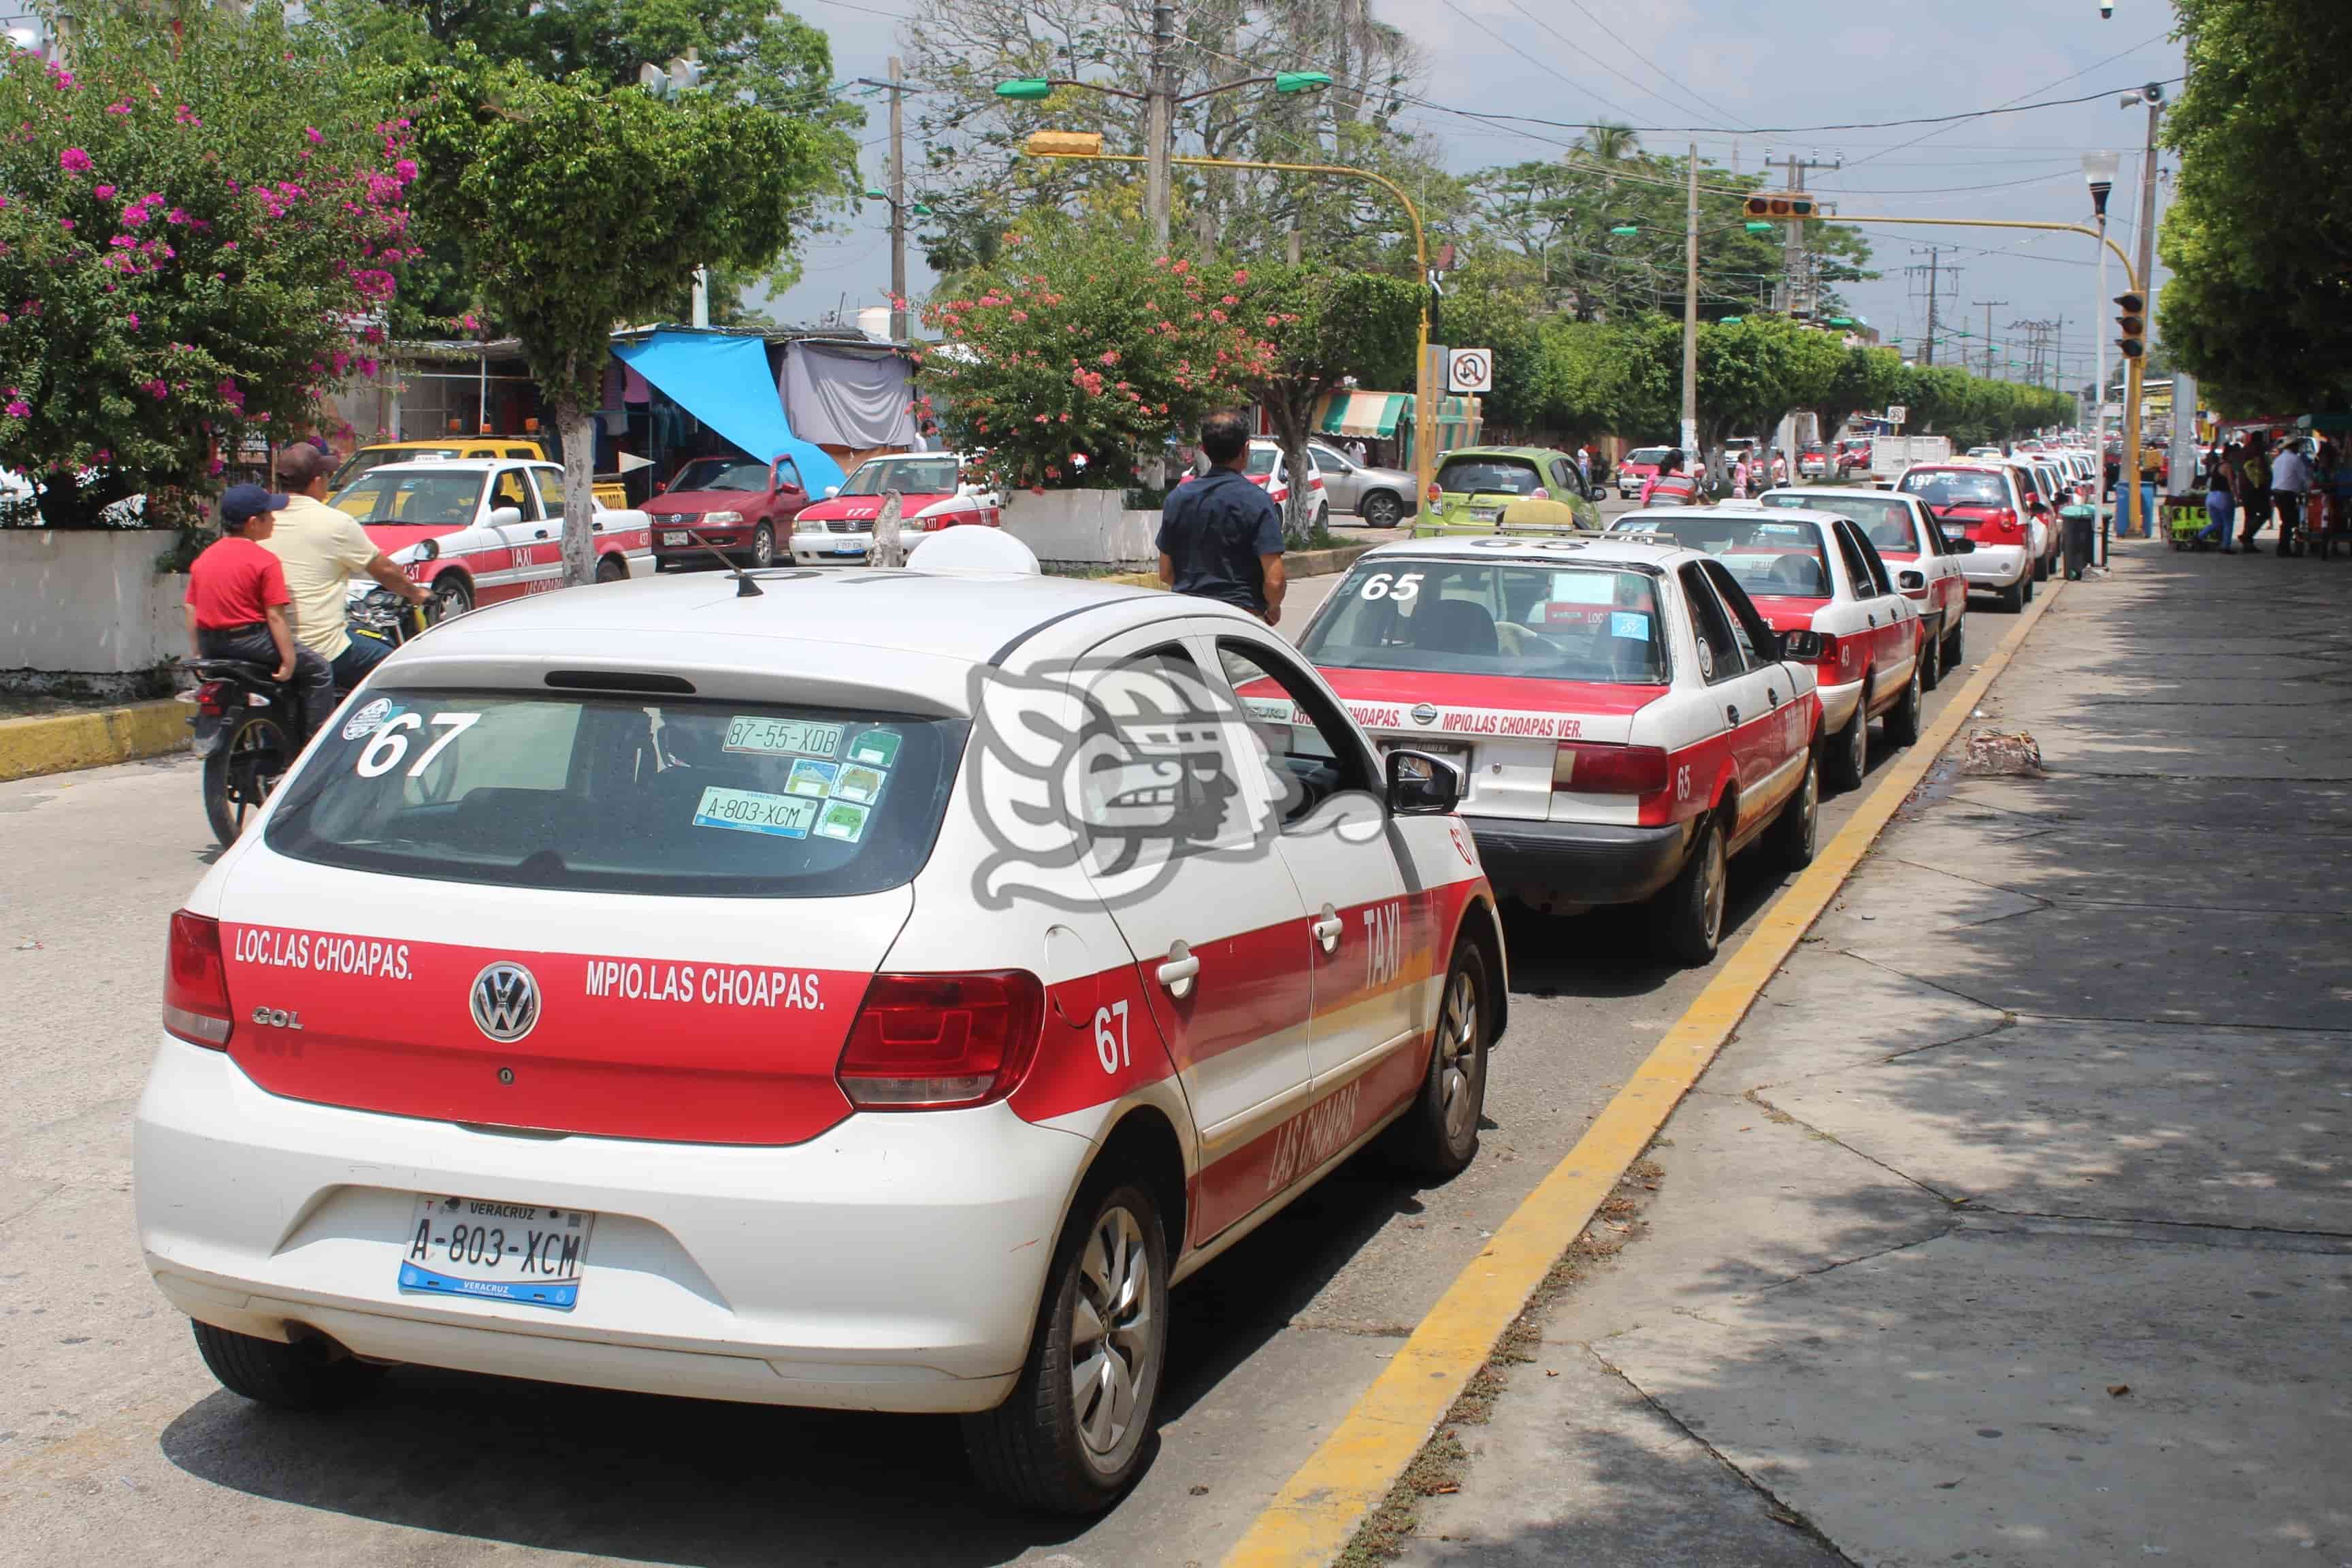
<box><xmin>1639</xmin><ymin>448</ymin><xmax>1708</xmax><ymax>508</ymax></box>
<box><xmin>185</xmin><ymin>484</ymin><xmax>335</xmax><ymax>734</ymax></box>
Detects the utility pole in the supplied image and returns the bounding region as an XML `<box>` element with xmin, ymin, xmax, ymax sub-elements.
<box><xmin>888</xmin><ymin>56</ymin><xmax>908</xmax><ymax>343</ymax></box>
<box><xmin>1906</xmin><ymin>246</ymin><xmax>1960</xmax><ymax>366</ymax></box>
<box><xmin>2125</xmin><ymin>88</ymin><xmax>2163</xmax><ymax>536</ymax></box>
<box><xmin>1680</xmin><ymin>142</ymin><xmax>1699</xmax><ymax>461</ymax></box>
<box><xmin>1765</xmin><ymin>152</ymin><xmax>1838</xmax><ymax>317</ymax></box>
<box><xmin>1145</xmin><ymin>3</ymin><xmax>1175</xmax><ymax>251</ymax></box>
<box><xmin>1973</xmin><ymin>299</ymin><xmax>2008</xmax><ymax>379</ymax></box>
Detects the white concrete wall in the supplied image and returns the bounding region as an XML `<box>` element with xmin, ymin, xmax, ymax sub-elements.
<box><xmin>998</xmin><ymin>490</ymin><xmax>1158</xmax><ymax>568</ymax></box>
<box><xmin>0</xmin><ymin>531</ymin><xmax>188</xmax><ymax>674</ymax></box>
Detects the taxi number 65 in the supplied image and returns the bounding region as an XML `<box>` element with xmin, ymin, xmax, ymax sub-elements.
<box><xmin>1358</xmin><ymin>572</ymin><xmax>1422</xmax><ymax>603</ymax></box>
<box><xmin>1093</xmin><ymin>999</ymin><xmax>1131</xmax><ymax>1076</ymax></box>
<box><xmin>356</xmin><ymin>711</ymin><xmax>482</xmax><ymax>779</ymax></box>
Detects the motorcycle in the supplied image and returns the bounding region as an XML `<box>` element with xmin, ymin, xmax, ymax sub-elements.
<box><xmin>188</xmin><ymin>589</ymin><xmax>436</xmax><ymax>847</ymax></box>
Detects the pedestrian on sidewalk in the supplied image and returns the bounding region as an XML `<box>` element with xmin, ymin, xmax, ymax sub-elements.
<box><xmin>1730</xmin><ymin>451</ymin><xmax>1752</xmax><ymax>499</ymax></box>
<box><xmin>261</xmin><ymin>444</ymin><xmax>431</xmax><ymax>689</ymax></box>
<box><xmin>2270</xmin><ymin>437</ymin><xmax>2312</xmax><ymax>555</ymax></box>
<box><xmin>184</xmin><ymin>485</ymin><xmax>335</xmax><ymax>736</ymax></box>
<box><xmin>1158</xmin><ymin>408</ymin><xmax>1286</xmax><ymax>627</ymax></box>
<box><xmin>2239</xmin><ymin>434</ymin><xmax>2274</xmax><ymax>553</ymax></box>
<box><xmin>2199</xmin><ymin>444</ymin><xmax>2238</xmax><ymax>552</ymax></box>
<box><xmin>1641</xmin><ymin>449</ymin><xmax>1706</xmax><ymax>508</ymax></box>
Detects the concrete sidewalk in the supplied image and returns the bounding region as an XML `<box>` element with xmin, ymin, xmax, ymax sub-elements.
<box><xmin>1394</xmin><ymin>542</ymin><xmax>2352</xmax><ymax>1567</ymax></box>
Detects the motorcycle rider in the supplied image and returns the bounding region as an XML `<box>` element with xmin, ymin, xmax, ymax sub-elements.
<box><xmin>184</xmin><ymin>485</ymin><xmax>336</xmax><ymax>736</ymax></box>
<box><xmin>262</xmin><ymin>443</ymin><xmax>431</xmax><ymax>689</ymax></box>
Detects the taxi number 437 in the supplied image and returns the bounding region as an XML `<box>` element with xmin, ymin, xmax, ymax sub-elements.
<box><xmin>1358</xmin><ymin>572</ymin><xmax>1423</xmax><ymax>603</ymax></box>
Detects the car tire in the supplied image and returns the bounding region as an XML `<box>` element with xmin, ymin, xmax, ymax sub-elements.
<box><xmin>1360</xmin><ymin>491</ymin><xmax>1403</xmax><ymax>529</ymax></box>
<box><xmin>1918</xmin><ymin>623</ymin><xmax>1942</xmax><ymax>691</ymax></box>
<box><xmin>1997</xmin><ymin>576</ymin><xmax>2025</xmax><ymax>613</ymax></box>
<box><xmin>1941</xmin><ymin>617</ymin><xmax>1965</xmax><ymax>674</ymax></box>
<box><xmin>963</xmin><ymin>1177</ymin><xmax>1169</xmax><ymax>1514</ymax></box>
<box><xmin>191</xmin><ymin>1320</ymin><xmax>386</xmax><ymax>1410</ymax></box>
<box><xmin>2021</xmin><ymin>570</ymin><xmax>2035</xmax><ymax>604</ymax></box>
<box><xmin>1884</xmin><ymin>655</ymin><xmax>1923</xmax><ymax>748</ymax></box>
<box><xmin>594</xmin><ymin>553</ymin><xmax>627</xmax><ymax>583</ymax></box>
<box><xmin>1826</xmin><ymin>689</ymin><xmax>1868</xmax><ymax>791</ymax></box>
<box><xmin>1652</xmin><ymin>813</ymin><xmax>1729</xmax><ymax>966</ymax></box>
<box><xmin>751</xmin><ymin>523</ymin><xmax>776</xmax><ymax>569</ymax></box>
<box><xmin>430</xmin><ymin>573</ymin><xmax>474</xmax><ymax>618</ymax></box>
<box><xmin>1387</xmin><ymin>941</ymin><xmax>1490</xmax><ymax>1177</ymax></box>
<box><xmin>1766</xmin><ymin>749</ymin><xmax>1819</xmax><ymax>872</ymax></box>
<box><xmin>2034</xmin><ymin>550</ymin><xmax>2051</xmax><ymax>583</ymax></box>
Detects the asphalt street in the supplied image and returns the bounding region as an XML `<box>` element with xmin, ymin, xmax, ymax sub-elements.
<box><xmin>0</xmin><ymin>524</ymin><xmax>2003</xmax><ymax>1567</ymax></box>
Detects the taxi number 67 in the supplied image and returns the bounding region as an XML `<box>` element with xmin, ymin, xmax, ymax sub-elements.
<box><xmin>1358</xmin><ymin>572</ymin><xmax>1422</xmax><ymax>603</ymax></box>
<box><xmin>1093</xmin><ymin>1000</ymin><xmax>1130</xmax><ymax>1075</ymax></box>
<box><xmin>355</xmin><ymin>712</ymin><xmax>481</xmax><ymax>779</ymax></box>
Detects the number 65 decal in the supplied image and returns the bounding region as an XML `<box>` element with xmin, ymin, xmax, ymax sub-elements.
<box><xmin>1675</xmin><ymin>764</ymin><xmax>1692</xmax><ymax>801</ymax></box>
<box><xmin>1093</xmin><ymin>999</ymin><xmax>1131</xmax><ymax>1075</ymax></box>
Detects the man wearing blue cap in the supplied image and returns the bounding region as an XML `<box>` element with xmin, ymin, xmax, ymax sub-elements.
<box><xmin>184</xmin><ymin>485</ymin><xmax>335</xmax><ymax>734</ymax></box>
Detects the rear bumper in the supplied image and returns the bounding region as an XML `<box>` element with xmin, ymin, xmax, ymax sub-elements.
<box><xmin>1467</xmin><ymin>814</ymin><xmax>1692</xmax><ymax>908</ymax></box>
<box><xmin>1817</xmin><ymin>676</ymin><xmax>1865</xmax><ymax>734</ymax></box>
<box><xmin>1961</xmin><ymin>544</ymin><xmax>2029</xmax><ymax>589</ymax></box>
<box><xmin>135</xmin><ymin>1036</ymin><xmax>1087</xmax><ymax>1413</ymax></box>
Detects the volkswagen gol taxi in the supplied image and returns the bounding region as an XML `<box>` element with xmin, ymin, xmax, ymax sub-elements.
<box><xmin>1758</xmin><ymin>486</ymin><xmax>1970</xmax><ymax>685</ymax></box>
<box><xmin>327</xmin><ymin>459</ymin><xmax>653</xmax><ymax>617</ymax></box>
<box><xmin>136</xmin><ymin>540</ymin><xmax>1503</xmax><ymax>1513</ymax></box>
<box><xmin>1292</xmin><ymin>536</ymin><xmax>1823</xmax><ymax>964</ymax></box>
<box><xmin>1616</xmin><ymin>508</ymin><xmax>1925</xmax><ymax>792</ymax></box>
<box><xmin>786</xmin><ymin>450</ymin><xmax>1002</xmax><ymax>566</ymax></box>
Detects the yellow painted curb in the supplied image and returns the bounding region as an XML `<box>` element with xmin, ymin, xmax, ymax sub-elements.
<box><xmin>0</xmin><ymin>700</ymin><xmax>190</xmax><ymax>784</ymax></box>
<box><xmin>1221</xmin><ymin>581</ymin><xmax>2068</xmax><ymax>1567</ymax></box>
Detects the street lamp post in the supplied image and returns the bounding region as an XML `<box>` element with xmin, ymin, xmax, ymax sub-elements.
<box><xmin>2119</xmin><ymin>85</ymin><xmax>2166</xmax><ymax>537</ymax></box>
<box><xmin>1019</xmin><ymin>131</ymin><xmax>1435</xmax><ymax>528</ymax></box>
<box><xmin>2083</xmin><ymin>150</ymin><xmax>2121</xmax><ymax>561</ymax></box>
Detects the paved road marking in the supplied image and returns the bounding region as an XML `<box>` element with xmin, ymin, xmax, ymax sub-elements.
<box><xmin>1221</xmin><ymin>585</ymin><xmax>2065</xmax><ymax>1567</ymax></box>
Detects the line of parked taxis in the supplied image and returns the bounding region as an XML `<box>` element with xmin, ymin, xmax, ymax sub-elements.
<box><xmin>140</xmin><ymin>449</ymin><xmax>2044</xmax><ymax>1515</ymax></box>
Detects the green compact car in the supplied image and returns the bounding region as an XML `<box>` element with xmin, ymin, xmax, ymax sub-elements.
<box><xmin>1416</xmin><ymin>446</ymin><xmax>1603</xmax><ymax>536</ymax></box>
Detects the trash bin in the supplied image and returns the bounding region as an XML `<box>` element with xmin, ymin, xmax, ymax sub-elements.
<box><xmin>2061</xmin><ymin>503</ymin><xmax>2095</xmax><ymax>580</ymax></box>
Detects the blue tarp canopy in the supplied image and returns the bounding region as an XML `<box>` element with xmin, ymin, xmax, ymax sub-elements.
<box><xmin>612</xmin><ymin>331</ymin><xmax>845</xmax><ymax>493</ymax></box>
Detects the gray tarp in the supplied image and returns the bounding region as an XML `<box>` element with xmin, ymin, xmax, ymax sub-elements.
<box><xmin>779</xmin><ymin>341</ymin><xmax>915</xmax><ymax>450</ymax></box>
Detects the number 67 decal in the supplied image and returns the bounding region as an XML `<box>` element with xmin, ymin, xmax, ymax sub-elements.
<box><xmin>1093</xmin><ymin>1000</ymin><xmax>1131</xmax><ymax>1075</ymax></box>
<box><xmin>356</xmin><ymin>711</ymin><xmax>482</xmax><ymax>779</ymax></box>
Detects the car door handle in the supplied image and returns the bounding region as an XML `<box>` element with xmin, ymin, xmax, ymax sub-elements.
<box><xmin>1767</xmin><ymin>687</ymin><xmax>1780</xmax><ymax>706</ymax></box>
<box><xmin>1156</xmin><ymin>943</ymin><xmax>1199</xmax><ymax>1000</ymax></box>
<box><xmin>534</xmin><ymin>529</ymin><xmax>549</xmax><ymax>539</ymax></box>
<box><xmin>1867</xmin><ymin>612</ymin><xmax>1878</xmax><ymax>625</ymax></box>
<box><xmin>1725</xmin><ymin>705</ymin><xmax>1742</xmax><ymax>725</ymax></box>
<box><xmin>1311</xmin><ymin>910</ymin><xmax>1344</xmax><ymax>953</ymax></box>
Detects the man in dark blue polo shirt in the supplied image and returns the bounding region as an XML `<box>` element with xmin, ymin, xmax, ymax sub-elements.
<box><xmin>1158</xmin><ymin>409</ymin><xmax>1288</xmax><ymax>625</ymax></box>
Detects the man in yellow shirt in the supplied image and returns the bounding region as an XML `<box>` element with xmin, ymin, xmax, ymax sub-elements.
<box><xmin>262</xmin><ymin>444</ymin><xmax>430</xmax><ymax>688</ymax></box>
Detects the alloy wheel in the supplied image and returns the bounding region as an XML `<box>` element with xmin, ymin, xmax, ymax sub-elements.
<box><xmin>1439</xmin><ymin>968</ymin><xmax>1482</xmax><ymax>1143</ymax></box>
<box><xmin>1700</xmin><ymin>826</ymin><xmax>1727</xmax><ymax>947</ymax></box>
<box><xmin>1071</xmin><ymin>1205</ymin><xmax>1154</xmax><ymax>1467</ymax></box>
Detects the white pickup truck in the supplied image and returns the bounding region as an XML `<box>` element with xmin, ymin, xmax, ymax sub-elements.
<box><xmin>1869</xmin><ymin>436</ymin><xmax>1953</xmax><ymax>487</ymax></box>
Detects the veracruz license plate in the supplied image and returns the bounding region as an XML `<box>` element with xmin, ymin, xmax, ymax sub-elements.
<box><xmin>1469</xmin><ymin>506</ymin><xmax>1503</xmax><ymax>523</ymax></box>
<box><xmin>662</xmin><ymin>531</ymin><xmax>690</xmax><ymax>546</ymax></box>
<box><xmin>833</xmin><ymin>544</ymin><xmax>864</xmax><ymax>556</ymax></box>
<box><xmin>398</xmin><ymin>1194</ymin><xmax>595</xmax><ymax>1311</ymax></box>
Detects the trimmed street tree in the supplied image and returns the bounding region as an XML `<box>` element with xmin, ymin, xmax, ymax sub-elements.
<box><xmin>400</xmin><ymin>52</ymin><xmax>843</xmax><ymax>584</ymax></box>
<box><xmin>921</xmin><ymin>223</ymin><xmax>1275</xmax><ymax>492</ymax></box>
<box><xmin>1237</xmin><ymin>261</ymin><xmax>1421</xmax><ymax>542</ymax></box>
<box><xmin>0</xmin><ymin>4</ymin><xmax>414</xmax><ymax>527</ymax></box>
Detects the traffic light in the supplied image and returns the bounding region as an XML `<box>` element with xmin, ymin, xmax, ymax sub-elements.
<box><xmin>1742</xmin><ymin>194</ymin><xmax>1820</xmax><ymax>221</ymax></box>
<box><xmin>2114</xmin><ymin>291</ymin><xmax>2146</xmax><ymax>360</ymax></box>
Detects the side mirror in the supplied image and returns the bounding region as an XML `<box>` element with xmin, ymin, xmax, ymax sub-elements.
<box><xmin>1897</xmin><ymin>569</ymin><xmax>1926</xmax><ymax>591</ymax></box>
<box><xmin>487</xmin><ymin>505</ymin><xmax>523</xmax><ymax>527</ymax></box>
<box><xmin>653</xmin><ymin>480</ymin><xmax>666</xmax><ymax>494</ymax></box>
<box><xmin>823</xmin><ymin>485</ymin><xmax>840</xmax><ymax>499</ymax></box>
<box><xmin>1778</xmin><ymin>629</ymin><xmax>1825</xmax><ymax>661</ymax></box>
<box><xmin>1386</xmin><ymin>749</ymin><xmax>1463</xmax><ymax>816</ymax></box>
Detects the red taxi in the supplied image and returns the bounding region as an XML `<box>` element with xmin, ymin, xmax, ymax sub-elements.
<box><xmin>787</xmin><ymin>451</ymin><xmax>1002</xmax><ymax>565</ymax></box>
<box><xmin>1893</xmin><ymin>463</ymin><xmax>2040</xmax><ymax>612</ymax></box>
<box><xmin>1759</xmin><ymin>486</ymin><xmax>1971</xmax><ymax>685</ymax></box>
<box><xmin>1295</xmin><ymin>536</ymin><xmax>1824</xmax><ymax>964</ymax></box>
<box><xmin>1615</xmin><ymin>446</ymin><xmax>1671</xmax><ymax>500</ymax></box>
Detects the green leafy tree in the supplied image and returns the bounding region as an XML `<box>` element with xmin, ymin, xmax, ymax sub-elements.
<box><xmin>401</xmin><ymin>52</ymin><xmax>840</xmax><ymax>583</ymax></box>
<box><xmin>920</xmin><ymin>222</ymin><xmax>1273</xmax><ymax>491</ymax></box>
<box><xmin>2158</xmin><ymin>0</ymin><xmax>2352</xmax><ymax>413</ymax></box>
<box><xmin>0</xmin><ymin>1</ymin><xmax>414</xmax><ymax>529</ymax></box>
<box><xmin>1237</xmin><ymin>261</ymin><xmax>1420</xmax><ymax>542</ymax></box>
<box><xmin>1804</xmin><ymin>346</ymin><xmax>1906</xmax><ymax>457</ymax></box>
<box><xmin>1430</xmin><ymin>259</ymin><xmax>1541</xmax><ymax>431</ymax></box>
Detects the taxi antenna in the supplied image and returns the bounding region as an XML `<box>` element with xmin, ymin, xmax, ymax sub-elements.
<box><xmin>683</xmin><ymin>527</ymin><xmax>762</xmax><ymax>595</ymax></box>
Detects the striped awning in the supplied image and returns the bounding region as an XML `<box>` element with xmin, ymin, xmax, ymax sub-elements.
<box><xmin>1316</xmin><ymin>391</ymin><xmax>1408</xmax><ymax>438</ymax></box>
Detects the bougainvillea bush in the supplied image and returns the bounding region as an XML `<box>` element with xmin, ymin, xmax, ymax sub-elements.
<box><xmin>0</xmin><ymin>3</ymin><xmax>413</xmax><ymax>527</ymax></box>
<box><xmin>920</xmin><ymin>222</ymin><xmax>1277</xmax><ymax>491</ymax></box>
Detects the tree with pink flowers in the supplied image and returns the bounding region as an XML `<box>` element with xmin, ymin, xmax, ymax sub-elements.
<box><xmin>0</xmin><ymin>5</ymin><xmax>416</xmax><ymax>529</ymax></box>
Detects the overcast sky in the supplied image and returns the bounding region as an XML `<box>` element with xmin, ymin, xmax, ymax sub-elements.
<box><xmin>778</xmin><ymin>0</ymin><xmax>2185</xmax><ymax>391</ymax></box>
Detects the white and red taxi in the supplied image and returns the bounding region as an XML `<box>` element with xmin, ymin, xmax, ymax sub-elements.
<box><xmin>137</xmin><ymin>536</ymin><xmax>1501</xmax><ymax>1513</ymax></box>
<box><xmin>1179</xmin><ymin>438</ymin><xmax>1329</xmax><ymax>529</ymax></box>
<box><xmin>1892</xmin><ymin>463</ymin><xmax>2040</xmax><ymax>612</ymax></box>
<box><xmin>1616</xmin><ymin>508</ymin><xmax>1925</xmax><ymax>794</ymax></box>
<box><xmin>1293</xmin><ymin>536</ymin><xmax>1824</xmax><ymax>964</ymax></box>
<box><xmin>328</xmin><ymin>458</ymin><xmax>653</xmax><ymax>617</ymax></box>
<box><xmin>785</xmin><ymin>451</ymin><xmax>1002</xmax><ymax>566</ymax></box>
<box><xmin>1758</xmin><ymin>486</ymin><xmax>1971</xmax><ymax>685</ymax></box>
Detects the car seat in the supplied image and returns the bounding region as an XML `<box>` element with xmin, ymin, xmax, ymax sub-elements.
<box><xmin>1767</xmin><ymin>553</ymin><xmax>1829</xmax><ymax>595</ymax></box>
<box><xmin>1415</xmin><ymin>598</ymin><xmax>1500</xmax><ymax>657</ymax></box>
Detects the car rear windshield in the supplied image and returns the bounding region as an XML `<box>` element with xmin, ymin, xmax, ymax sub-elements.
<box><xmin>331</xmin><ymin>446</ymin><xmax>462</xmax><ymax>490</ymax></box>
<box><xmin>1302</xmin><ymin>560</ymin><xmax>1668</xmax><ymax>683</ymax></box>
<box><xmin>1437</xmin><ymin>457</ymin><xmax>1544</xmax><ymax>495</ymax></box>
<box><xmin>1624</xmin><ymin>448</ymin><xmax>1671</xmax><ymax>466</ymax></box>
<box><xmin>1759</xmin><ymin>493</ymin><xmax>1917</xmax><ymax>551</ymax></box>
<box><xmin>1898</xmin><ymin>469</ymin><xmax>2010</xmax><ymax>508</ymax></box>
<box><xmin>670</xmin><ymin>459</ymin><xmax>772</xmax><ymax>493</ymax></box>
<box><xmin>265</xmin><ymin>691</ymin><xmax>963</xmax><ymax>898</ymax></box>
<box><xmin>1621</xmin><ymin>516</ymin><xmax>1835</xmax><ymax>599</ymax></box>
<box><xmin>331</xmin><ymin>471</ymin><xmax>487</xmax><ymax>526</ymax></box>
<box><xmin>1244</xmin><ymin>446</ymin><xmax>1280</xmax><ymax>477</ymax></box>
<box><xmin>840</xmin><ymin>456</ymin><xmax>960</xmax><ymax>495</ymax></box>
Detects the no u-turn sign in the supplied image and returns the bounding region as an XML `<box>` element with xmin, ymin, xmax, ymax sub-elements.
<box><xmin>1447</xmin><ymin>348</ymin><xmax>1493</xmax><ymax>394</ymax></box>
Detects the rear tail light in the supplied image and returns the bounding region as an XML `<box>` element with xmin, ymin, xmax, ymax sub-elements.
<box><xmin>194</xmin><ymin>679</ymin><xmax>233</xmax><ymax>717</ymax></box>
<box><xmin>836</xmin><ymin>971</ymin><xmax>1044</xmax><ymax>1109</ymax></box>
<box><xmin>1531</xmin><ymin>487</ymin><xmax>1551</xmax><ymax>502</ymax></box>
<box><xmin>1810</xmin><ymin>630</ymin><xmax>1859</xmax><ymax>678</ymax></box>
<box><xmin>1426</xmin><ymin>478</ymin><xmax>1441</xmax><ymax>504</ymax></box>
<box><xmin>163</xmin><ymin>910</ymin><xmax>233</xmax><ymax>1049</ymax></box>
<box><xmin>1553</xmin><ymin>742</ymin><xmax>1670</xmax><ymax>796</ymax></box>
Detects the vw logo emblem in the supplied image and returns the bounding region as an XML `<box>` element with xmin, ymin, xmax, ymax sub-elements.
<box><xmin>1411</xmin><ymin>703</ymin><xmax>1440</xmax><ymax>726</ymax></box>
<box><xmin>469</xmin><ymin>962</ymin><xmax>540</xmax><ymax>1043</ymax></box>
